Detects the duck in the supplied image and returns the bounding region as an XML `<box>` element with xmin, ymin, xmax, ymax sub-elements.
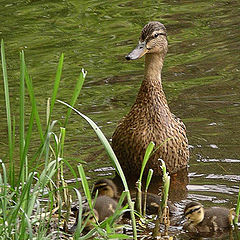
<box><xmin>70</xmin><ymin>195</ymin><xmax>118</xmax><ymax>233</ymax></box>
<box><xmin>112</xmin><ymin>21</ymin><xmax>189</xmax><ymax>176</ymax></box>
<box><xmin>92</xmin><ymin>178</ymin><xmax>177</xmax><ymax>215</ymax></box>
<box><xmin>183</xmin><ymin>201</ymin><xmax>234</xmax><ymax>233</ymax></box>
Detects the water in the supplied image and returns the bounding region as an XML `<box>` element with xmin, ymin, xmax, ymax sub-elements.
<box><xmin>0</xmin><ymin>0</ymin><xmax>239</xmax><ymax>238</ymax></box>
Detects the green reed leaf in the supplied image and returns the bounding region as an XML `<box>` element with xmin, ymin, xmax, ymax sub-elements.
<box><xmin>77</xmin><ymin>164</ymin><xmax>93</xmax><ymax>209</ymax></box>
<box><xmin>1</xmin><ymin>39</ymin><xmax>14</xmax><ymax>186</ymax></box>
<box><xmin>64</xmin><ymin>69</ymin><xmax>86</xmax><ymax>128</ymax></box>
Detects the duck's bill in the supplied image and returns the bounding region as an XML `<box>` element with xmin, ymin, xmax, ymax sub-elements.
<box><xmin>125</xmin><ymin>42</ymin><xmax>147</xmax><ymax>60</ymax></box>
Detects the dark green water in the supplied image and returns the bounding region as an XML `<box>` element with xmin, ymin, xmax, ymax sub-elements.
<box><xmin>0</xmin><ymin>0</ymin><xmax>239</xmax><ymax>238</ymax></box>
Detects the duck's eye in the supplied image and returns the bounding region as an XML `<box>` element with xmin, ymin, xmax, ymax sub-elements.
<box><xmin>154</xmin><ymin>33</ymin><xmax>160</xmax><ymax>38</ymax></box>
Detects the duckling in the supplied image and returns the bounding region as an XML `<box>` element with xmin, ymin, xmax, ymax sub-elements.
<box><xmin>183</xmin><ymin>201</ymin><xmax>234</xmax><ymax>233</ymax></box>
<box><xmin>141</xmin><ymin>192</ymin><xmax>177</xmax><ymax>215</ymax></box>
<box><xmin>92</xmin><ymin>178</ymin><xmax>118</xmax><ymax>199</ymax></box>
<box><xmin>70</xmin><ymin>195</ymin><xmax>118</xmax><ymax>233</ymax></box>
<box><xmin>94</xmin><ymin>195</ymin><xmax>118</xmax><ymax>221</ymax></box>
<box><xmin>70</xmin><ymin>206</ymin><xmax>99</xmax><ymax>233</ymax></box>
<box><xmin>92</xmin><ymin>178</ymin><xmax>176</xmax><ymax>215</ymax></box>
<box><xmin>112</xmin><ymin>21</ymin><xmax>189</xmax><ymax>176</ymax></box>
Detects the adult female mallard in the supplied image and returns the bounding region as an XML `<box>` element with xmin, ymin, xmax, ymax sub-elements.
<box><xmin>112</xmin><ymin>21</ymin><xmax>189</xmax><ymax>176</ymax></box>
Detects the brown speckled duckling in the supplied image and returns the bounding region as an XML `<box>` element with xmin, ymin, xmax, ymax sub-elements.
<box><xmin>92</xmin><ymin>178</ymin><xmax>177</xmax><ymax>215</ymax></box>
<box><xmin>183</xmin><ymin>201</ymin><xmax>234</xmax><ymax>233</ymax></box>
<box><xmin>112</xmin><ymin>21</ymin><xmax>189</xmax><ymax>176</ymax></box>
<box><xmin>70</xmin><ymin>206</ymin><xmax>99</xmax><ymax>232</ymax></box>
<box><xmin>70</xmin><ymin>195</ymin><xmax>118</xmax><ymax>233</ymax></box>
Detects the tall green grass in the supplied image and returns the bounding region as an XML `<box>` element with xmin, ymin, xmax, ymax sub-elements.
<box><xmin>1</xmin><ymin>40</ymin><xmax>139</xmax><ymax>239</ymax></box>
<box><xmin>1</xmin><ymin>40</ymin><xmax>14</xmax><ymax>186</ymax></box>
<box><xmin>0</xmin><ymin>40</ymin><xmax>84</xmax><ymax>239</ymax></box>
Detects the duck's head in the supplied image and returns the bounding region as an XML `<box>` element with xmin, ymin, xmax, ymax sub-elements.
<box><xmin>92</xmin><ymin>179</ymin><xmax>118</xmax><ymax>199</ymax></box>
<box><xmin>126</xmin><ymin>21</ymin><xmax>168</xmax><ymax>60</ymax></box>
<box><xmin>184</xmin><ymin>202</ymin><xmax>205</xmax><ymax>226</ymax></box>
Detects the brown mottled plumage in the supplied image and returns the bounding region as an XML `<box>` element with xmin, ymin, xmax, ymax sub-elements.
<box><xmin>112</xmin><ymin>21</ymin><xmax>189</xmax><ymax>175</ymax></box>
<box><xmin>183</xmin><ymin>201</ymin><xmax>234</xmax><ymax>233</ymax></box>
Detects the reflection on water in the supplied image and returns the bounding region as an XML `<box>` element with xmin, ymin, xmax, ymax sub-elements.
<box><xmin>0</xmin><ymin>0</ymin><xmax>239</xmax><ymax>238</ymax></box>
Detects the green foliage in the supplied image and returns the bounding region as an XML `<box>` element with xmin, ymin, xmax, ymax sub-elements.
<box><xmin>136</xmin><ymin>141</ymin><xmax>155</xmax><ymax>215</ymax></box>
<box><xmin>1</xmin><ymin>40</ymin><xmax>14</xmax><ymax>186</ymax></box>
<box><xmin>143</xmin><ymin>169</ymin><xmax>153</xmax><ymax>217</ymax></box>
<box><xmin>0</xmin><ymin>40</ymin><xmax>136</xmax><ymax>239</ymax></box>
<box><xmin>234</xmin><ymin>185</ymin><xmax>240</xmax><ymax>225</ymax></box>
<box><xmin>0</xmin><ymin>41</ymin><xmax>84</xmax><ymax>239</ymax></box>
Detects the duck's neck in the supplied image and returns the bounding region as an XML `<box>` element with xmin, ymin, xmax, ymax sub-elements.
<box><xmin>136</xmin><ymin>53</ymin><xmax>167</xmax><ymax>105</ymax></box>
<box><xmin>144</xmin><ymin>53</ymin><xmax>164</xmax><ymax>83</ymax></box>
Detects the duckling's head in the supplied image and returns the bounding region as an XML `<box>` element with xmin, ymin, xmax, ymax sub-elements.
<box><xmin>126</xmin><ymin>21</ymin><xmax>168</xmax><ymax>60</ymax></box>
<box><xmin>70</xmin><ymin>206</ymin><xmax>99</xmax><ymax>233</ymax></box>
<box><xmin>82</xmin><ymin>206</ymin><xmax>99</xmax><ymax>231</ymax></box>
<box><xmin>92</xmin><ymin>179</ymin><xmax>118</xmax><ymax>199</ymax></box>
<box><xmin>184</xmin><ymin>202</ymin><xmax>205</xmax><ymax>226</ymax></box>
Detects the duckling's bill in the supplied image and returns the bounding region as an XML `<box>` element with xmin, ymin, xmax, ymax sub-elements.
<box><xmin>125</xmin><ymin>42</ymin><xmax>147</xmax><ymax>60</ymax></box>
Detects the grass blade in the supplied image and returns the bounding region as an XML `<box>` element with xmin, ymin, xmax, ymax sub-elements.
<box><xmin>143</xmin><ymin>169</ymin><xmax>153</xmax><ymax>217</ymax></box>
<box><xmin>1</xmin><ymin>39</ymin><xmax>14</xmax><ymax>186</ymax></box>
<box><xmin>234</xmin><ymin>185</ymin><xmax>240</xmax><ymax>225</ymax></box>
<box><xmin>49</xmin><ymin>53</ymin><xmax>64</xmax><ymax>123</ymax></box>
<box><xmin>152</xmin><ymin>160</ymin><xmax>171</xmax><ymax>238</ymax></box>
<box><xmin>160</xmin><ymin>160</ymin><xmax>170</xmax><ymax>209</ymax></box>
<box><xmin>64</xmin><ymin>69</ymin><xmax>87</xmax><ymax>127</ymax></box>
<box><xmin>0</xmin><ymin>161</ymin><xmax>8</xmax><ymax>229</ymax></box>
<box><xmin>136</xmin><ymin>141</ymin><xmax>155</xmax><ymax>214</ymax></box>
<box><xmin>59</xmin><ymin>100</ymin><xmax>121</xmax><ymax>177</ymax></box>
<box><xmin>73</xmin><ymin>188</ymin><xmax>83</xmax><ymax>238</ymax></box>
<box><xmin>20</xmin><ymin>110</ymin><xmax>34</xmax><ymax>181</ymax></box>
<box><xmin>25</xmin><ymin>67</ymin><xmax>44</xmax><ymax>142</ymax></box>
<box><xmin>139</xmin><ymin>141</ymin><xmax>155</xmax><ymax>182</ymax></box>
<box><xmin>19</xmin><ymin>51</ymin><xmax>26</xmax><ymax>184</ymax></box>
<box><xmin>77</xmin><ymin>164</ymin><xmax>93</xmax><ymax>209</ymax></box>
